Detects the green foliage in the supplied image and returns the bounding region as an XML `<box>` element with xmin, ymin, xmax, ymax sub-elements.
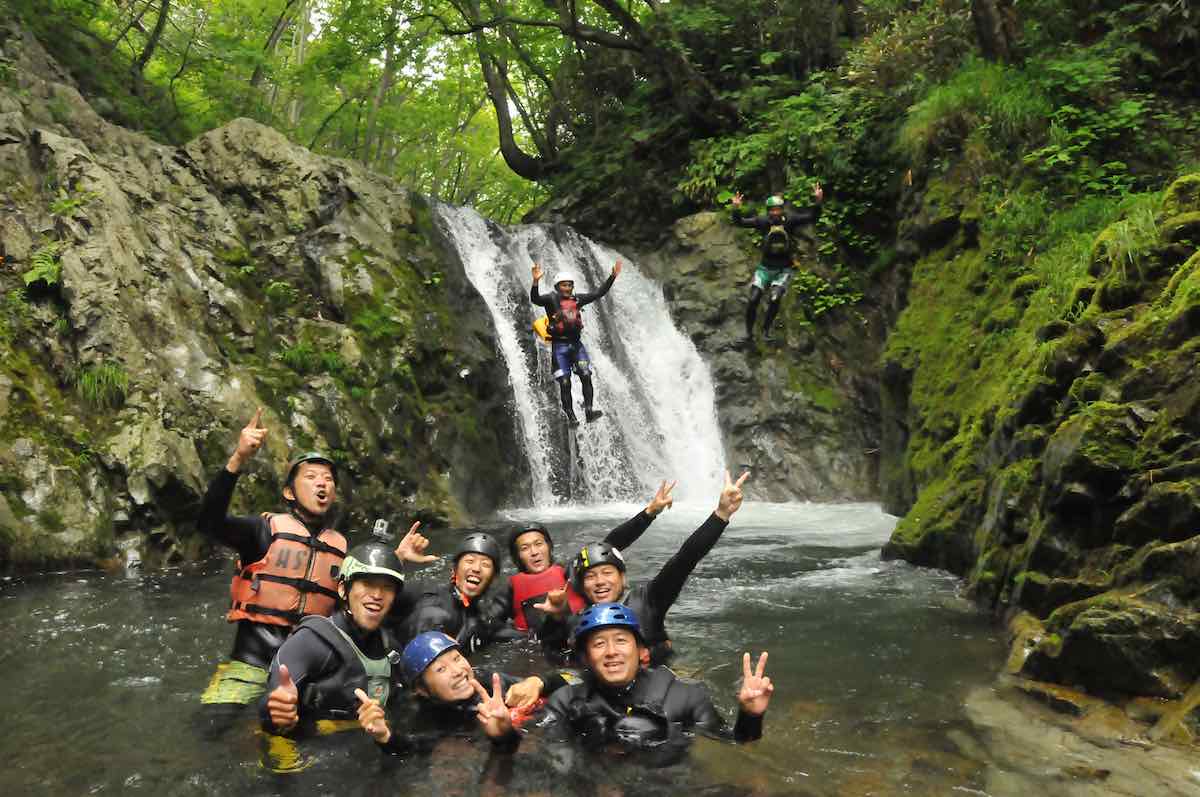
<box><xmin>351</xmin><ymin>304</ymin><xmax>406</xmax><ymax>344</ymax></box>
<box><xmin>72</xmin><ymin>362</ymin><xmax>128</xmax><ymax>409</ymax></box>
<box><xmin>279</xmin><ymin>343</ymin><xmax>346</xmax><ymax>378</ymax></box>
<box><xmin>790</xmin><ymin>270</ymin><xmax>865</xmax><ymax>324</ymax></box>
<box><xmin>264</xmin><ymin>280</ymin><xmax>299</xmax><ymax>311</ymax></box>
<box><xmin>23</xmin><ymin>241</ymin><xmax>64</xmax><ymax>289</ymax></box>
<box><xmin>49</xmin><ymin>188</ymin><xmax>98</xmax><ymax>218</ymax></box>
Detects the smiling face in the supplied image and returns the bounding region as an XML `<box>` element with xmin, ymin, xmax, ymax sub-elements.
<box><xmin>767</xmin><ymin>206</ymin><xmax>784</xmax><ymax>222</ymax></box>
<box><xmin>341</xmin><ymin>576</ymin><xmax>397</xmax><ymax>633</ymax></box>
<box><xmin>583</xmin><ymin>628</ymin><xmax>642</xmax><ymax>688</ymax></box>
<box><xmin>283</xmin><ymin>462</ymin><xmax>336</xmax><ymax>518</ymax></box>
<box><xmin>581</xmin><ymin>564</ymin><xmax>625</xmax><ymax>604</ymax></box>
<box><xmin>418</xmin><ymin>648</ymin><xmax>475</xmax><ymax>703</ymax></box>
<box><xmin>515</xmin><ymin>531</ymin><xmax>551</xmax><ymax>574</ymax></box>
<box><xmin>454</xmin><ymin>553</ymin><xmax>495</xmax><ymax>599</ymax></box>
<box><xmin>555</xmin><ymin>280</ymin><xmax>574</xmax><ymax>297</ymax></box>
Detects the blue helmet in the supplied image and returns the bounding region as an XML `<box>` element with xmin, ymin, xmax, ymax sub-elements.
<box><xmin>401</xmin><ymin>631</ymin><xmax>460</xmax><ymax>685</ymax></box>
<box><xmin>572</xmin><ymin>602</ymin><xmax>643</xmax><ymax>648</ymax></box>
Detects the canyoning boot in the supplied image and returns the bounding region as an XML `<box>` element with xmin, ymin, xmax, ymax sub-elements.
<box><xmin>585</xmin><ymin>407</ymin><xmax>603</xmax><ymax>423</ymax></box>
<box><xmin>564</xmin><ymin>408</ymin><xmax>580</xmax><ymax>428</ymax></box>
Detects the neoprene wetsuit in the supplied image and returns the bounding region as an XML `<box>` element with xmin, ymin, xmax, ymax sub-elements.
<box><xmin>197</xmin><ymin>469</ymin><xmax>329</xmax><ymax>669</ymax></box>
<box><xmin>401</xmin><ymin>582</ymin><xmax>505</xmax><ymax>655</ymax></box>
<box><xmin>537</xmin><ymin>666</ymin><xmax>763</xmax><ymax>750</ymax></box>
<box><xmin>731</xmin><ymin>202</ymin><xmax>822</xmax><ymax>339</ymax></box>
<box><xmin>487</xmin><ymin>508</ymin><xmax>659</xmax><ymax>637</ymax></box>
<box><xmin>540</xmin><ymin>512</ymin><xmax>731</xmax><ymax>665</ymax></box>
<box><xmin>259</xmin><ymin>609</ymin><xmax>400</xmax><ymax>733</ymax></box>
<box><xmin>530</xmin><ymin>272</ymin><xmax>616</xmax><ymax>422</ymax></box>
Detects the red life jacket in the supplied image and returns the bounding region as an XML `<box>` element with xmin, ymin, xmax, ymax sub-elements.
<box><xmin>227</xmin><ymin>513</ymin><xmax>348</xmax><ymax>628</ymax></box>
<box><xmin>510</xmin><ymin>564</ymin><xmax>586</xmax><ymax>631</ymax></box>
<box><xmin>550</xmin><ymin>296</ymin><xmax>583</xmax><ymax>338</ymax></box>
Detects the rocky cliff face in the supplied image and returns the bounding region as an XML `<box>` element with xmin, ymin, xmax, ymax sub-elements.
<box><xmin>0</xmin><ymin>24</ymin><xmax>522</xmax><ymax>570</ymax></box>
<box><xmin>881</xmin><ymin>168</ymin><xmax>1200</xmax><ymax>715</ymax></box>
<box><xmin>635</xmin><ymin>212</ymin><xmax>884</xmax><ymax>501</ymax></box>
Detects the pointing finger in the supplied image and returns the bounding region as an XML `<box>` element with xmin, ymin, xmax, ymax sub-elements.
<box><xmin>470</xmin><ymin>677</ymin><xmax>489</xmax><ymax>701</ymax></box>
<box><xmin>735</xmin><ymin>471</ymin><xmax>751</xmax><ymax>489</ymax></box>
<box><xmin>724</xmin><ymin>470</ymin><xmax>733</xmax><ymax>489</ymax></box>
<box><xmin>755</xmin><ymin>651</ymin><xmax>768</xmax><ymax>679</ymax></box>
<box><xmin>742</xmin><ymin>651</ymin><xmax>752</xmax><ymax>680</ymax></box>
<box><xmin>251</xmin><ymin>407</ymin><xmax>263</xmax><ymax>429</ymax></box>
<box><xmin>491</xmin><ymin>673</ymin><xmax>503</xmax><ymax>701</ymax></box>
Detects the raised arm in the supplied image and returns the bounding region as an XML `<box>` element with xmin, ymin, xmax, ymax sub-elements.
<box><xmin>603</xmin><ymin>480</ymin><xmax>677</xmax><ymax>550</ymax></box>
<box><xmin>787</xmin><ymin>182</ymin><xmax>825</xmax><ymax>228</ymax></box>
<box><xmin>197</xmin><ymin>408</ymin><xmax>274</xmax><ymax>563</ymax></box>
<box><xmin>530</xmin><ymin>263</ymin><xmax>554</xmax><ymax>308</ymax></box>
<box><xmin>645</xmin><ymin>472</ymin><xmax>748</xmax><ymax>611</ymax></box>
<box><xmin>730</xmin><ymin>192</ymin><xmax>766</xmax><ymax>229</ymax></box>
<box><xmin>575</xmin><ymin>261</ymin><xmax>619</xmax><ymax>306</ymax></box>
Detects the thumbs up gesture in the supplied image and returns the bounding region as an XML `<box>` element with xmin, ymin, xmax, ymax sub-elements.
<box><xmin>266</xmin><ymin>664</ymin><xmax>299</xmax><ymax>731</ymax></box>
<box><xmin>355</xmin><ymin>688</ymin><xmax>391</xmax><ymax>744</ymax></box>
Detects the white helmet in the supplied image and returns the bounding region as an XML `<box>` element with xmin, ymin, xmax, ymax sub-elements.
<box><xmin>552</xmin><ymin>271</ymin><xmax>576</xmax><ymax>288</ymax></box>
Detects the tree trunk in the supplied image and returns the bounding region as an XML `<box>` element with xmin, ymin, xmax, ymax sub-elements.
<box><xmin>842</xmin><ymin>0</ymin><xmax>861</xmax><ymax>39</ymax></box>
<box><xmin>362</xmin><ymin>6</ymin><xmax>399</xmax><ymax>163</ymax></box>
<box><xmin>250</xmin><ymin>0</ymin><xmax>299</xmax><ymax>88</ymax></box>
<box><xmin>970</xmin><ymin>0</ymin><xmax>1019</xmax><ymax>62</ymax></box>
<box><xmin>288</xmin><ymin>0</ymin><xmax>310</xmax><ymax>126</ymax></box>
<box><xmin>130</xmin><ymin>0</ymin><xmax>170</xmax><ymax>94</ymax></box>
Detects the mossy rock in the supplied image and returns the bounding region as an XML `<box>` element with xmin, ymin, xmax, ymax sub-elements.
<box><xmin>1113</xmin><ymin>481</ymin><xmax>1200</xmax><ymax>547</ymax></box>
<box><xmin>1024</xmin><ymin>591</ymin><xmax>1200</xmax><ymax>698</ymax></box>
<box><xmin>1010</xmin><ymin>273</ymin><xmax>1042</xmax><ymax>301</ymax></box>
<box><xmin>1161</xmin><ymin>212</ymin><xmax>1200</xmax><ymax>247</ymax></box>
<box><xmin>882</xmin><ymin>476</ymin><xmax>986</xmax><ymax>575</ymax></box>
<box><xmin>1042</xmin><ymin>403</ymin><xmax>1139</xmax><ymax>495</ymax></box>
<box><xmin>1161</xmin><ymin>173</ymin><xmax>1200</xmax><ymax>219</ymax></box>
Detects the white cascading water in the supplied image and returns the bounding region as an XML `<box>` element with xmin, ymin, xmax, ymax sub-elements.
<box><xmin>433</xmin><ymin>203</ymin><xmax>726</xmax><ymax>507</ymax></box>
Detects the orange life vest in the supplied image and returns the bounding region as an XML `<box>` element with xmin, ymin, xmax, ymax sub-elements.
<box><xmin>510</xmin><ymin>564</ymin><xmax>586</xmax><ymax>631</ymax></box>
<box><xmin>227</xmin><ymin>513</ymin><xmax>348</xmax><ymax>628</ymax></box>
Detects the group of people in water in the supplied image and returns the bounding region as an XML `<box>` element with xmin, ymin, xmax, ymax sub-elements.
<box><xmin>531</xmin><ymin>187</ymin><xmax>823</xmax><ymax>426</ymax></box>
<box><xmin>193</xmin><ymin>189</ymin><xmax>824</xmax><ymax>765</ymax></box>
<box><xmin>197</xmin><ymin>410</ymin><xmax>770</xmax><ymax>762</ymax></box>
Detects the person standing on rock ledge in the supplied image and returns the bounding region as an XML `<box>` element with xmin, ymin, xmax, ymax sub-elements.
<box><xmin>731</xmin><ymin>183</ymin><xmax>823</xmax><ymax>344</ymax></box>
<box><xmin>530</xmin><ymin>259</ymin><xmax>621</xmax><ymax>427</ymax></box>
<box><xmin>196</xmin><ymin>408</ymin><xmax>434</xmax><ymax>731</ymax></box>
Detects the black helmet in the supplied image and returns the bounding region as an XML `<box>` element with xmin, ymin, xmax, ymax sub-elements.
<box><xmin>568</xmin><ymin>542</ymin><xmax>626</xmax><ymax>593</ymax></box>
<box><xmin>453</xmin><ymin>532</ymin><xmax>501</xmax><ymax>567</ymax></box>
<box><xmin>339</xmin><ymin>541</ymin><xmax>404</xmax><ymax>589</ymax></box>
<box><xmin>508</xmin><ymin>522</ymin><xmax>552</xmax><ymax>571</ymax></box>
<box><xmin>285</xmin><ymin>451</ymin><xmax>337</xmax><ymax>485</ymax></box>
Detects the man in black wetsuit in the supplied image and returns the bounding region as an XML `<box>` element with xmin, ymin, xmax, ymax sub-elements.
<box><xmin>354</xmin><ymin>630</ymin><xmax>548</xmax><ymax>755</ymax></box>
<box><xmin>491</xmin><ymin>480</ymin><xmax>677</xmax><ymax>637</ymax></box>
<box><xmin>530</xmin><ymin>259</ymin><xmax>622</xmax><ymax>427</ymax></box>
<box><xmin>537</xmin><ymin>602</ymin><xmax>773</xmax><ymax>751</ymax></box>
<box><xmin>538</xmin><ymin>471</ymin><xmax>751</xmax><ymax>664</ymax></box>
<box><xmin>197</xmin><ymin>408</ymin><xmax>433</xmax><ymax>721</ymax></box>
<box><xmin>731</xmin><ymin>183</ymin><xmax>824</xmax><ymax>343</ymax></box>
<box><xmin>260</xmin><ymin>540</ymin><xmax>407</xmax><ymax>734</ymax></box>
<box><xmin>401</xmin><ymin>533</ymin><xmax>506</xmax><ymax>654</ymax></box>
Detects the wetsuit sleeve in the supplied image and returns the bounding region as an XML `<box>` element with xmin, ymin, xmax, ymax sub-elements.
<box><xmin>196</xmin><ymin>468</ymin><xmax>273</xmax><ymax>564</ymax></box>
<box><xmin>258</xmin><ymin>627</ymin><xmax>338</xmax><ymax>733</ymax></box>
<box><xmin>645</xmin><ymin>513</ymin><xmax>729</xmax><ymax>614</ymax></box>
<box><xmin>530</xmin><ymin>281</ymin><xmax>554</xmax><ymax>309</ymax></box>
<box><xmin>602</xmin><ymin>510</ymin><xmax>656</xmax><ymax>551</ymax></box>
<box><xmin>686</xmin><ymin>684</ymin><xmax>763</xmax><ymax>743</ymax></box>
<box><xmin>575</xmin><ymin>272</ymin><xmax>616</xmax><ymax>306</ymax></box>
<box><xmin>786</xmin><ymin>202</ymin><xmax>822</xmax><ymax>229</ymax></box>
<box><xmin>730</xmin><ymin>207</ymin><xmax>767</xmax><ymax>230</ymax></box>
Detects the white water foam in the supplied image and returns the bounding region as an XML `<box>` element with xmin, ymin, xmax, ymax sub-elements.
<box><xmin>434</xmin><ymin>204</ymin><xmax>726</xmax><ymax>507</ymax></box>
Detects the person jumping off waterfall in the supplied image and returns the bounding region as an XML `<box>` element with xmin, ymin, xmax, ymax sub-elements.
<box><xmin>731</xmin><ymin>183</ymin><xmax>824</xmax><ymax>344</ymax></box>
<box><xmin>530</xmin><ymin>259</ymin><xmax>621</xmax><ymax>427</ymax></box>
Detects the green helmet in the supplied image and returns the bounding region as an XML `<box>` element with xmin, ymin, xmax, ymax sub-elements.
<box><xmin>285</xmin><ymin>451</ymin><xmax>337</xmax><ymax>486</ymax></box>
<box><xmin>765</xmin><ymin>195</ymin><xmax>785</xmax><ymax>208</ymax></box>
<box><xmin>339</xmin><ymin>541</ymin><xmax>404</xmax><ymax>588</ymax></box>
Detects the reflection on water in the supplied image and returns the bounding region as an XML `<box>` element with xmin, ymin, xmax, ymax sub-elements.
<box><xmin>0</xmin><ymin>502</ymin><xmax>1005</xmax><ymax>795</ymax></box>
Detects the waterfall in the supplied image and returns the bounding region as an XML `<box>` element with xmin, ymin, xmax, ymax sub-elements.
<box><xmin>433</xmin><ymin>203</ymin><xmax>726</xmax><ymax>507</ymax></box>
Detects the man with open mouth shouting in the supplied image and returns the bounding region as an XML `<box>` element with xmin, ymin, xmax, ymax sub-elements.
<box><xmin>401</xmin><ymin>532</ymin><xmax>507</xmax><ymax>654</ymax></box>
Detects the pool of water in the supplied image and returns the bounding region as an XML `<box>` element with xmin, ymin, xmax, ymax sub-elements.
<box><xmin>0</xmin><ymin>502</ymin><xmax>1007</xmax><ymax>795</ymax></box>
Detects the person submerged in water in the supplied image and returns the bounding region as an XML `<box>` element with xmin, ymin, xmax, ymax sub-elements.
<box><xmin>399</xmin><ymin>532</ymin><xmax>508</xmax><ymax>654</ymax></box>
<box><xmin>195</xmin><ymin>409</ymin><xmax>433</xmax><ymax>725</ymax></box>
<box><xmin>731</xmin><ymin>183</ymin><xmax>824</xmax><ymax>344</ymax></box>
<box><xmin>529</xmin><ymin>258</ymin><xmax>622</xmax><ymax>427</ymax></box>
<box><xmin>260</xmin><ymin>539</ymin><xmax>407</xmax><ymax>735</ymax></box>
<box><xmin>492</xmin><ymin>480</ymin><xmax>677</xmax><ymax>637</ymax></box>
<box><xmin>538</xmin><ymin>471</ymin><xmax>751</xmax><ymax>665</ymax></box>
<box><xmin>355</xmin><ymin>631</ymin><xmax>556</xmax><ymax>755</ymax></box>
<box><xmin>536</xmin><ymin>602</ymin><xmax>773</xmax><ymax>752</ymax></box>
